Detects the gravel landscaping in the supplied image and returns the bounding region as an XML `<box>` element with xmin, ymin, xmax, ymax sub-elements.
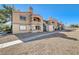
<box><xmin>0</xmin><ymin>34</ymin><xmax>19</xmax><ymax>44</ymax></box>
<box><xmin>0</xmin><ymin>28</ymin><xmax>79</xmax><ymax>55</ymax></box>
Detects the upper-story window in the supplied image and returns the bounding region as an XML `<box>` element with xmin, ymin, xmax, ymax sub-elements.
<box><xmin>20</xmin><ymin>16</ymin><xmax>26</xmax><ymax>20</ymax></box>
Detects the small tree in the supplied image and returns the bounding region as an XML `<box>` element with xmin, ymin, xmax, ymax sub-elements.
<box><xmin>2</xmin><ymin>25</ymin><xmax>11</xmax><ymax>32</ymax></box>
<box><xmin>0</xmin><ymin>4</ymin><xmax>15</xmax><ymax>33</ymax></box>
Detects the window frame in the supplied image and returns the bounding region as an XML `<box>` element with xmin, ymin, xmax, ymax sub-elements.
<box><xmin>20</xmin><ymin>16</ymin><xmax>26</xmax><ymax>20</ymax></box>
<box><xmin>19</xmin><ymin>25</ymin><xmax>26</xmax><ymax>31</ymax></box>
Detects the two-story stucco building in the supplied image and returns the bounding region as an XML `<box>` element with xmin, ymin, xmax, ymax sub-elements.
<box><xmin>12</xmin><ymin>7</ymin><xmax>64</xmax><ymax>34</ymax></box>
<box><xmin>12</xmin><ymin>7</ymin><xmax>43</xmax><ymax>34</ymax></box>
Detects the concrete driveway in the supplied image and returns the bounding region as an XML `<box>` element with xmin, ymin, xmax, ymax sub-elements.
<box><xmin>15</xmin><ymin>32</ymin><xmax>51</xmax><ymax>40</ymax></box>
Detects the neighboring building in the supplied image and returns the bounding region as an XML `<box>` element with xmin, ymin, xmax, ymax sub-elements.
<box><xmin>12</xmin><ymin>7</ymin><xmax>43</xmax><ymax>34</ymax></box>
<box><xmin>43</xmin><ymin>17</ymin><xmax>64</xmax><ymax>32</ymax></box>
<box><xmin>46</xmin><ymin>17</ymin><xmax>55</xmax><ymax>32</ymax></box>
<box><xmin>43</xmin><ymin>17</ymin><xmax>58</xmax><ymax>32</ymax></box>
<box><xmin>58</xmin><ymin>22</ymin><xmax>64</xmax><ymax>30</ymax></box>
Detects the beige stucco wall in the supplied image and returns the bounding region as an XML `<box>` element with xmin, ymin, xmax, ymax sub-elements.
<box><xmin>12</xmin><ymin>12</ymin><xmax>28</xmax><ymax>34</ymax></box>
<box><xmin>12</xmin><ymin>24</ymin><xmax>30</xmax><ymax>34</ymax></box>
<box><xmin>12</xmin><ymin>12</ymin><xmax>43</xmax><ymax>34</ymax></box>
<box><xmin>32</xmin><ymin>14</ymin><xmax>43</xmax><ymax>32</ymax></box>
<box><xmin>12</xmin><ymin>24</ymin><xmax>20</xmax><ymax>34</ymax></box>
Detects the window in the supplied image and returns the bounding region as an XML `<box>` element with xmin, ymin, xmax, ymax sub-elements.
<box><xmin>36</xmin><ymin>26</ymin><xmax>40</xmax><ymax>30</ymax></box>
<box><xmin>20</xmin><ymin>16</ymin><xmax>26</xmax><ymax>20</ymax></box>
<box><xmin>20</xmin><ymin>25</ymin><xmax>26</xmax><ymax>30</ymax></box>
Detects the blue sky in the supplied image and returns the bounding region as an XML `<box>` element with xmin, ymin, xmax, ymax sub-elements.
<box><xmin>0</xmin><ymin>4</ymin><xmax>79</xmax><ymax>25</ymax></box>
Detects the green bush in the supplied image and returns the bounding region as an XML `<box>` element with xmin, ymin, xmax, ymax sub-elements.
<box><xmin>70</xmin><ymin>24</ymin><xmax>79</xmax><ymax>28</ymax></box>
<box><xmin>0</xmin><ymin>24</ymin><xmax>11</xmax><ymax>33</ymax></box>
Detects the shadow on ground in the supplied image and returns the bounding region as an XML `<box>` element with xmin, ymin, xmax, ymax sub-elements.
<box><xmin>64</xmin><ymin>28</ymin><xmax>76</xmax><ymax>32</ymax></box>
<box><xmin>0</xmin><ymin>33</ymin><xmax>12</xmax><ymax>38</ymax></box>
<box><xmin>15</xmin><ymin>30</ymin><xmax>78</xmax><ymax>43</ymax></box>
<box><xmin>28</xmin><ymin>33</ymin><xmax>78</xmax><ymax>42</ymax></box>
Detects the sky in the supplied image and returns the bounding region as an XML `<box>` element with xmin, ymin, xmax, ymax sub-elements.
<box><xmin>0</xmin><ymin>4</ymin><xmax>79</xmax><ymax>25</ymax></box>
